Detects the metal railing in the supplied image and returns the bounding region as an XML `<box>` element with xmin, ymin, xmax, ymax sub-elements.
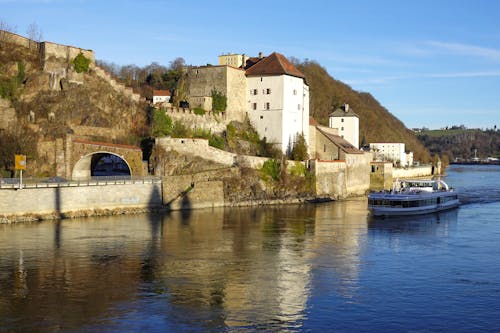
<box><xmin>0</xmin><ymin>176</ymin><xmax>161</xmax><ymax>189</ymax></box>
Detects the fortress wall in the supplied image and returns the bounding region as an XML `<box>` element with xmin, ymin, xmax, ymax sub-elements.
<box><xmin>0</xmin><ymin>182</ymin><xmax>162</xmax><ymax>217</ymax></box>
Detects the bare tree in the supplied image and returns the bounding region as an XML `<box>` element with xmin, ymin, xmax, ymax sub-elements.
<box><xmin>26</xmin><ymin>22</ymin><xmax>43</xmax><ymax>52</ymax></box>
<box><xmin>0</xmin><ymin>19</ymin><xmax>17</xmax><ymax>43</ymax></box>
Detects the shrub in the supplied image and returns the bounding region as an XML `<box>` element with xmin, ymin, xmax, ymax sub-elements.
<box><xmin>290</xmin><ymin>133</ymin><xmax>308</xmax><ymax>161</ymax></box>
<box><xmin>73</xmin><ymin>52</ymin><xmax>91</xmax><ymax>73</ymax></box>
<box><xmin>211</xmin><ymin>89</ymin><xmax>227</xmax><ymax>112</ymax></box>
<box><xmin>193</xmin><ymin>107</ymin><xmax>206</xmax><ymax>115</ymax></box>
<box><xmin>209</xmin><ymin>134</ymin><xmax>225</xmax><ymax>149</ymax></box>
<box><xmin>289</xmin><ymin>161</ymin><xmax>307</xmax><ymax>176</ymax></box>
<box><xmin>151</xmin><ymin>109</ymin><xmax>173</xmax><ymax>137</ymax></box>
<box><xmin>261</xmin><ymin>158</ymin><xmax>281</xmax><ymax>181</ymax></box>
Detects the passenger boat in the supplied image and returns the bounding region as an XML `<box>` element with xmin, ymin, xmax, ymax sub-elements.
<box><xmin>368</xmin><ymin>179</ymin><xmax>459</xmax><ymax>217</ymax></box>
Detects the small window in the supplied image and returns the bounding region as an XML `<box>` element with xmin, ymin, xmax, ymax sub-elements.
<box><xmin>266</xmin><ymin>88</ymin><xmax>271</xmax><ymax>94</ymax></box>
<box><xmin>252</xmin><ymin>103</ymin><xmax>257</xmax><ymax>110</ymax></box>
<box><xmin>341</xmin><ymin>118</ymin><xmax>344</xmax><ymax>122</ymax></box>
<box><xmin>323</xmin><ymin>144</ymin><xmax>326</xmax><ymax>152</ymax></box>
<box><xmin>253</xmin><ymin>89</ymin><xmax>258</xmax><ymax>95</ymax></box>
<box><xmin>298</xmin><ymin>104</ymin><xmax>301</xmax><ymax>110</ymax></box>
<box><xmin>293</xmin><ymin>89</ymin><xmax>297</xmax><ymax>95</ymax></box>
<box><xmin>260</xmin><ymin>115</ymin><xmax>263</xmax><ymax>119</ymax></box>
<box><xmin>265</xmin><ymin>102</ymin><xmax>270</xmax><ymax>110</ymax></box>
<box><xmin>260</xmin><ymin>77</ymin><xmax>263</xmax><ymax>82</ymax></box>
<box><xmin>341</xmin><ymin>127</ymin><xmax>344</xmax><ymax>131</ymax></box>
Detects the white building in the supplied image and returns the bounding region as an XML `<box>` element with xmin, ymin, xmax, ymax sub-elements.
<box><xmin>329</xmin><ymin>104</ymin><xmax>359</xmax><ymax>148</ymax></box>
<box><xmin>245</xmin><ymin>52</ymin><xmax>310</xmax><ymax>154</ymax></box>
<box><xmin>370</xmin><ymin>142</ymin><xmax>410</xmax><ymax>166</ymax></box>
<box><xmin>152</xmin><ymin>89</ymin><xmax>171</xmax><ymax>105</ymax></box>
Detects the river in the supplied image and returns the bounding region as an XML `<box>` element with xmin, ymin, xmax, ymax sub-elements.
<box><xmin>1</xmin><ymin>164</ymin><xmax>500</xmax><ymax>332</ymax></box>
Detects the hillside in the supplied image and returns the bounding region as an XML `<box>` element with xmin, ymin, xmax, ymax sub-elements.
<box><xmin>0</xmin><ymin>31</ymin><xmax>148</xmax><ymax>176</ymax></box>
<box><xmin>295</xmin><ymin>60</ymin><xmax>431</xmax><ymax>162</ymax></box>
<box><xmin>417</xmin><ymin>128</ymin><xmax>500</xmax><ymax>161</ymax></box>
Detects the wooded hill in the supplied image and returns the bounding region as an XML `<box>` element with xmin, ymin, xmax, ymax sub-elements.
<box><xmin>417</xmin><ymin>128</ymin><xmax>500</xmax><ymax>161</ymax></box>
<box><xmin>294</xmin><ymin>60</ymin><xmax>431</xmax><ymax>163</ymax></box>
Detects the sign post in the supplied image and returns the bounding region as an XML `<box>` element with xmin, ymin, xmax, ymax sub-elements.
<box><xmin>15</xmin><ymin>155</ymin><xmax>26</xmax><ymax>190</ymax></box>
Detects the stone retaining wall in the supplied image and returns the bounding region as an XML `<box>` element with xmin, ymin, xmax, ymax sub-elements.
<box><xmin>0</xmin><ymin>182</ymin><xmax>162</xmax><ymax>219</ymax></box>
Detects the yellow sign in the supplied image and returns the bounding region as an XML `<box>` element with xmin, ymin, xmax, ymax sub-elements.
<box><xmin>15</xmin><ymin>155</ymin><xmax>26</xmax><ymax>170</ymax></box>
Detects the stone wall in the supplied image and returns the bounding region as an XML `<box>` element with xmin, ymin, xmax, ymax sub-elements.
<box><xmin>185</xmin><ymin>65</ymin><xmax>247</xmax><ymax>122</ymax></box>
<box><xmin>163</xmin><ymin>171</ymin><xmax>229</xmax><ymax>210</ymax></box>
<box><xmin>0</xmin><ymin>182</ymin><xmax>162</xmax><ymax>217</ymax></box>
<box><xmin>93</xmin><ymin>66</ymin><xmax>142</xmax><ymax>102</ymax></box>
<box><xmin>392</xmin><ymin>165</ymin><xmax>433</xmax><ymax>179</ymax></box>
<box><xmin>164</xmin><ymin>106</ymin><xmax>226</xmax><ymax>133</ymax></box>
<box><xmin>311</xmin><ymin>153</ymin><xmax>371</xmax><ymax>199</ymax></box>
<box><xmin>370</xmin><ymin>162</ymin><xmax>393</xmax><ymax>190</ymax></box>
<box><xmin>155</xmin><ymin>137</ymin><xmax>237</xmax><ymax>167</ymax></box>
<box><xmin>0</xmin><ymin>98</ymin><xmax>16</xmax><ymax>130</ymax></box>
<box><xmin>345</xmin><ymin>153</ymin><xmax>371</xmax><ymax>195</ymax></box>
<box><xmin>0</xmin><ymin>30</ymin><xmax>32</xmax><ymax>48</ymax></box>
<box><xmin>311</xmin><ymin>160</ymin><xmax>347</xmax><ymax>198</ymax></box>
<box><xmin>40</xmin><ymin>41</ymin><xmax>94</xmax><ymax>71</ymax></box>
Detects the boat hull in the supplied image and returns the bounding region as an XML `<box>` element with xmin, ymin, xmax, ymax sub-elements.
<box><xmin>368</xmin><ymin>191</ymin><xmax>460</xmax><ymax>217</ymax></box>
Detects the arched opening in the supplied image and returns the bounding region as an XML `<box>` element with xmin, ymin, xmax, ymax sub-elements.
<box><xmin>72</xmin><ymin>152</ymin><xmax>131</xmax><ymax>180</ymax></box>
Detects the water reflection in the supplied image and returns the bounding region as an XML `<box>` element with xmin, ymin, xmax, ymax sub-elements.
<box><xmin>0</xmin><ymin>201</ymin><xmax>372</xmax><ymax>332</ymax></box>
<box><xmin>368</xmin><ymin>209</ymin><xmax>459</xmax><ymax>234</ymax></box>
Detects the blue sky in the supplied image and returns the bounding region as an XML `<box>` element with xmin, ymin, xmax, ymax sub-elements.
<box><xmin>2</xmin><ymin>0</ymin><xmax>500</xmax><ymax>129</ymax></box>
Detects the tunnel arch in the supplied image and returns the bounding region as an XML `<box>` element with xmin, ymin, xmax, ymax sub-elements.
<box><xmin>72</xmin><ymin>151</ymin><xmax>132</xmax><ymax>180</ymax></box>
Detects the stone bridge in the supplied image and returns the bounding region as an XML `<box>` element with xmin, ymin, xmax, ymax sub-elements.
<box><xmin>57</xmin><ymin>137</ymin><xmax>146</xmax><ymax>180</ymax></box>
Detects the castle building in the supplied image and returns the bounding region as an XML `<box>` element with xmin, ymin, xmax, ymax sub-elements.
<box><xmin>329</xmin><ymin>104</ymin><xmax>359</xmax><ymax>149</ymax></box>
<box><xmin>245</xmin><ymin>52</ymin><xmax>310</xmax><ymax>154</ymax></box>
<box><xmin>218</xmin><ymin>53</ymin><xmax>249</xmax><ymax>68</ymax></box>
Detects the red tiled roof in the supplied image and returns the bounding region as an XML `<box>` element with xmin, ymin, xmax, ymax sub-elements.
<box><xmin>309</xmin><ymin>117</ymin><xmax>319</xmax><ymax>126</ymax></box>
<box><xmin>245</xmin><ymin>52</ymin><xmax>305</xmax><ymax>79</ymax></box>
<box><xmin>153</xmin><ymin>89</ymin><xmax>171</xmax><ymax>96</ymax></box>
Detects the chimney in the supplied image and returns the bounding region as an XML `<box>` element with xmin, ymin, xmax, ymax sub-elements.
<box><xmin>344</xmin><ymin>103</ymin><xmax>349</xmax><ymax>112</ymax></box>
<box><xmin>258</xmin><ymin>52</ymin><xmax>263</xmax><ymax>59</ymax></box>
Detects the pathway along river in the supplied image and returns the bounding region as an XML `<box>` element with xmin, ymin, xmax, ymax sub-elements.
<box><xmin>1</xmin><ymin>164</ymin><xmax>500</xmax><ymax>332</ymax></box>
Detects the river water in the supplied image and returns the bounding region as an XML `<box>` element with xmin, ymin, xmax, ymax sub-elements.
<box><xmin>1</xmin><ymin>164</ymin><xmax>500</xmax><ymax>332</ymax></box>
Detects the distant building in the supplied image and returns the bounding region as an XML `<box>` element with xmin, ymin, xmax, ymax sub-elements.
<box><xmin>152</xmin><ymin>90</ymin><xmax>171</xmax><ymax>104</ymax></box>
<box><xmin>245</xmin><ymin>52</ymin><xmax>310</xmax><ymax>154</ymax></box>
<box><xmin>370</xmin><ymin>142</ymin><xmax>412</xmax><ymax>166</ymax></box>
<box><xmin>218</xmin><ymin>53</ymin><xmax>249</xmax><ymax>68</ymax></box>
<box><xmin>329</xmin><ymin>104</ymin><xmax>359</xmax><ymax>148</ymax></box>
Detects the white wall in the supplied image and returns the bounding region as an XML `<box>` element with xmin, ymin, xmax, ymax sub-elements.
<box><xmin>330</xmin><ymin>116</ymin><xmax>359</xmax><ymax>148</ymax></box>
<box><xmin>247</xmin><ymin>75</ymin><xmax>309</xmax><ymax>153</ymax></box>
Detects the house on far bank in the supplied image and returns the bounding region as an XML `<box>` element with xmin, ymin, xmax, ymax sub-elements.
<box><xmin>245</xmin><ymin>52</ymin><xmax>310</xmax><ymax>154</ymax></box>
<box><xmin>369</xmin><ymin>142</ymin><xmax>413</xmax><ymax>167</ymax></box>
<box><xmin>153</xmin><ymin>89</ymin><xmax>171</xmax><ymax>105</ymax></box>
<box><xmin>329</xmin><ymin>104</ymin><xmax>359</xmax><ymax>149</ymax></box>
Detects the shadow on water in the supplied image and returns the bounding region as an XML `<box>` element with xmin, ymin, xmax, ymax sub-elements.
<box><xmin>368</xmin><ymin>208</ymin><xmax>459</xmax><ymax>234</ymax></box>
<box><xmin>54</xmin><ymin>187</ymin><xmax>62</xmax><ymax>249</ymax></box>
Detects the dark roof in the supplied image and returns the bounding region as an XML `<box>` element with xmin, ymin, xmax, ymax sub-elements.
<box><xmin>316</xmin><ymin>127</ymin><xmax>363</xmax><ymax>154</ymax></box>
<box><xmin>329</xmin><ymin>104</ymin><xmax>359</xmax><ymax>118</ymax></box>
<box><xmin>245</xmin><ymin>52</ymin><xmax>305</xmax><ymax>79</ymax></box>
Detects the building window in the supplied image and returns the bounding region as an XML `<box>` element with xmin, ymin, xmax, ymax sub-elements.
<box><xmin>265</xmin><ymin>102</ymin><xmax>270</xmax><ymax>110</ymax></box>
<box><xmin>298</xmin><ymin>104</ymin><xmax>301</xmax><ymax>110</ymax></box>
<box><xmin>293</xmin><ymin>89</ymin><xmax>297</xmax><ymax>95</ymax></box>
<box><xmin>266</xmin><ymin>88</ymin><xmax>271</xmax><ymax>94</ymax></box>
<box><xmin>341</xmin><ymin>127</ymin><xmax>344</xmax><ymax>131</ymax></box>
<box><xmin>252</xmin><ymin>103</ymin><xmax>257</xmax><ymax>110</ymax></box>
<box><xmin>323</xmin><ymin>144</ymin><xmax>326</xmax><ymax>152</ymax></box>
<box><xmin>252</xmin><ymin>89</ymin><xmax>258</xmax><ymax>95</ymax></box>
<box><xmin>260</xmin><ymin>115</ymin><xmax>263</xmax><ymax>119</ymax></box>
<box><xmin>341</xmin><ymin>118</ymin><xmax>344</xmax><ymax>122</ymax></box>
